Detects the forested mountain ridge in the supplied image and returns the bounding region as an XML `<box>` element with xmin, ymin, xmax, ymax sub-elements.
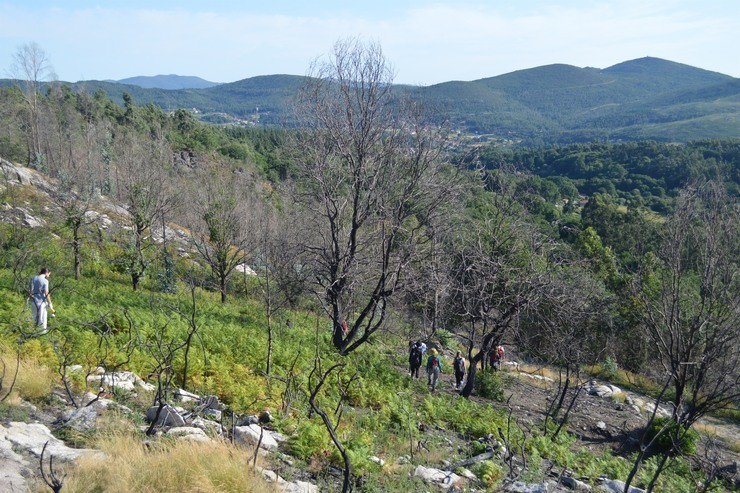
<box><xmin>113</xmin><ymin>74</ymin><xmax>222</xmax><ymax>90</ymax></box>
<box><xmin>1</xmin><ymin>56</ymin><xmax>737</xmax><ymax>144</ymax></box>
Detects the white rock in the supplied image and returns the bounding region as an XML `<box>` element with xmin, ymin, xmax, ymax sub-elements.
<box><xmin>505</xmin><ymin>482</ymin><xmax>548</xmax><ymax>492</ymax></box>
<box><xmin>280</xmin><ymin>480</ymin><xmax>318</xmax><ymax>493</ymax></box>
<box><xmin>413</xmin><ymin>465</ymin><xmax>463</xmax><ymax>489</ymax></box>
<box><xmin>458</xmin><ymin>468</ymin><xmax>478</xmax><ymax>480</ymax></box>
<box><xmin>174</xmin><ymin>388</ymin><xmax>201</xmax><ymax>403</ymax></box>
<box><xmin>369</xmin><ymin>455</ymin><xmax>385</xmax><ymax>466</ymax></box>
<box><xmin>191</xmin><ymin>418</ymin><xmax>224</xmax><ymax>436</ymax></box>
<box><xmin>235</xmin><ymin>263</ymin><xmax>257</xmax><ymax>275</ymax></box>
<box><xmin>234</xmin><ymin>424</ymin><xmax>279</xmax><ymax>451</ymax></box>
<box><xmin>0</xmin><ymin>433</ymin><xmax>30</xmax><ymax>493</ymax></box>
<box><xmin>0</xmin><ymin>422</ymin><xmax>103</xmax><ymax>462</ymax></box>
<box><xmin>598</xmin><ymin>479</ymin><xmax>645</xmax><ymax>493</ymax></box>
<box><xmin>166</xmin><ymin>427</ymin><xmax>210</xmax><ymax>442</ymax></box>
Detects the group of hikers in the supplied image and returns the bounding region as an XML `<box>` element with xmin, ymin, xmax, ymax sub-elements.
<box><xmin>408</xmin><ymin>340</ymin><xmax>505</xmax><ymax>392</ymax></box>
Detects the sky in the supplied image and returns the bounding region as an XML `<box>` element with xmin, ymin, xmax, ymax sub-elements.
<box><xmin>1</xmin><ymin>0</ymin><xmax>738</xmax><ymax>86</ymax></box>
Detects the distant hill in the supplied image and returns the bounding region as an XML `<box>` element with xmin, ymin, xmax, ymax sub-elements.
<box><xmin>114</xmin><ymin>74</ymin><xmax>221</xmax><ymax>90</ymax></box>
<box><xmin>2</xmin><ymin>57</ymin><xmax>738</xmax><ymax>145</ymax></box>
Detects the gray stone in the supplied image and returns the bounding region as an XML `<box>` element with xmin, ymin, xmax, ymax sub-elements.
<box><xmin>63</xmin><ymin>405</ymin><xmax>100</xmax><ymax>432</ymax></box>
<box><xmin>191</xmin><ymin>417</ymin><xmax>224</xmax><ymax>436</ymax></box>
<box><xmin>280</xmin><ymin>480</ymin><xmax>318</xmax><ymax>493</ymax></box>
<box><xmin>145</xmin><ymin>404</ymin><xmax>186</xmax><ymax>427</ymax></box>
<box><xmin>503</xmin><ymin>481</ymin><xmax>547</xmax><ymax>493</ymax></box>
<box><xmin>234</xmin><ymin>424</ymin><xmax>279</xmax><ymax>451</ymax></box>
<box><xmin>369</xmin><ymin>455</ymin><xmax>385</xmax><ymax>466</ymax></box>
<box><xmin>598</xmin><ymin>479</ymin><xmax>645</xmax><ymax>493</ymax></box>
<box><xmin>0</xmin><ymin>434</ymin><xmax>29</xmax><ymax>493</ymax></box>
<box><xmin>174</xmin><ymin>388</ymin><xmax>201</xmax><ymax>403</ymax></box>
<box><xmin>413</xmin><ymin>465</ymin><xmax>463</xmax><ymax>489</ymax></box>
<box><xmin>504</xmin><ymin>482</ymin><xmax>548</xmax><ymax>493</ymax></box>
<box><xmin>199</xmin><ymin>395</ymin><xmax>221</xmax><ymax>410</ymax></box>
<box><xmin>561</xmin><ymin>476</ymin><xmax>593</xmax><ymax>491</ymax></box>
<box><xmin>166</xmin><ymin>426</ymin><xmax>210</xmax><ymax>442</ymax></box>
<box><xmin>237</xmin><ymin>415</ymin><xmax>259</xmax><ymax>426</ymax></box>
<box><xmin>0</xmin><ymin>422</ymin><xmax>102</xmax><ymax>462</ymax></box>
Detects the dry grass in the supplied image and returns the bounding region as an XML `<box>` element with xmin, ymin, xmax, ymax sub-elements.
<box><xmin>0</xmin><ymin>345</ymin><xmax>54</xmax><ymax>402</ymax></box>
<box><xmin>34</xmin><ymin>431</ymin><xmax>280</xmax><ymax>493</ymax></box>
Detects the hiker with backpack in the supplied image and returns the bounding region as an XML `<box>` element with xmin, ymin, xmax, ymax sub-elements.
<box><xmin>453</xmin><ymin>351</ymin><xmax>466</xmax><ymax>390</ymax></box>
<box><xmin>29</xmin><ymin>267</ymin><xmax>53</xmax><ymax>332</ymax></box>
<box><xmin>409</xmin><ymin>341</ymin><xmax>423</xmax><ymax>378</ymax></box>
<box><xmin>426</xmin><ymin>348</ymin><xmax>443</xmax><ymax>392</ymax></box>
<box><xmin>490</xmin><ymin>345</ymin><xmax>505</xmax><ymax>371</ymax></box>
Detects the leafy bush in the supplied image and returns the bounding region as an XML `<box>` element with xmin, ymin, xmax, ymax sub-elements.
<box><xmin>645</xmin><ymin>417</ymin><xmax>700</xmax><ymax>455</ymax></box>
<box><xmin>475</xmin><ymin>368</ymin><xmax>504</xmax><ymax>401</ymax></box>
<box><xmin>471</xmin><ymin>460</ymin><xmax>503</xmax><ymax>487</ymax></box>
<box><xmin>436</xmin><ymin>329</ymin><xmax>453</xmax><ymax>348</ymax></box>
<box><xmin>288</xmin><ymin>420</ymin><xmax>331</xmax><ymax>461</ymax></box>
<box><xmin>601</xmin><ymin>356</ymin><xmax>619</xmax><ymax>380</ymax></box>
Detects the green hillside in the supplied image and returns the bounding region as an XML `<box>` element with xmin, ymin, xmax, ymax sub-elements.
<box><xmin>2</xmin><ymin>57</ymin><xmax>737</xmax><ymax>144</ymax></box>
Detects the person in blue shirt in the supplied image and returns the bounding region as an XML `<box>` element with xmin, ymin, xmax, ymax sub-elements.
<box><xmin>29</xmin><ymin>267</ymin><xmax>53</xmax><ymax>331</ymax></box>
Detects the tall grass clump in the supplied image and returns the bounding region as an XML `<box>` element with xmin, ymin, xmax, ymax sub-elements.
<box><xmin>50</xmin><ymin>432</ymin><xmax>278</xmax><ymax>493</ymax></box>
<box><xmin>0</xmin><ymin>341</ymin><xmax>55</xmax><ymax>403</ymax></box>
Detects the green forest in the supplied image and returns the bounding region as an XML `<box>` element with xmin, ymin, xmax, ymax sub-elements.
<box><xmin>0</xmin><ymin>41</ymin><xmax>738</xmax><ymax>493</ymax></box>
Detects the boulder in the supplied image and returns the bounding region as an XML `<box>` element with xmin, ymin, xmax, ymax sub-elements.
<box><xmin>0</xmin><ymin>422</ymin><xmax>102</xmax><ymax>462</ymax></box>
<box><xmin>560</xmin><ymin>476</ymin><xmax>593</xmax><ymax>492</ymax></box>
<box><xmin>413</xmin><ymin>465</ymin><xmax>463</xmax><ymax>489</ymax></box>
<box><xmin>145</xmin><ymin>404</ymin><xmax>186</xmax><ymax>427</ymax></box>
<box><xmin>234</xmin><ymin>424</ymin><xmax>279</xmax><ymax>451</ymax></box>
<box><xmin>0</xmin><ymin>433</ymin><xmax>30</xmax><ymax>493</ymax></box>
<box><xmin>174</xmin><ymin>388</ymin><xmax>201</xmax><ymax>403</ymax></box>
<box><xmin>62</xmin><ymin>405</ymin><xmax>100</xmax><ymax>432</ymax></box>
<box><xmin>199</xmin><ymin>395</ymin><xmax>221</xmax><ymax>410</ymax></box>
<box><xmin>598</xmin><ymin>480</ymin><xmax>645</xmax><ymax>493</ymax></box>
<box><xmin>166</xmin><ymin>427</ymin><xmax>210</xmax><ymax>442</ymax></box>
<box><xmin>237</xmin><ymin>415</ymin><xmax>259</xmax><ymax>426</ymax></box>
<box><xmin>504</xmin><ymin>482</ymin><xmax>548</xmax><ymax>492</ymax></box>
<box><xmin>191</xmin><ymin>417</ymin><xmax>224</xmax><ymax>436</ymax></box>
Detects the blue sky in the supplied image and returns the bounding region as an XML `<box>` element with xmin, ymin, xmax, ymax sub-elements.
<box><xmin>1</xmin><ymin>1</ymin><xmax>738</xmax><ymax>85</ymax></box>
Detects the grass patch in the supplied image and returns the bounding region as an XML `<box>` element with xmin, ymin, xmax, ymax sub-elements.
<box><xmin>39</xmin><ymin>432</ymin><xmax>278</xmax><ymax>493</ymax></box>
<box><xmin>0</xmin><ymin>342</ymin><xmax>55</xmax><ymax>403</ymax></box>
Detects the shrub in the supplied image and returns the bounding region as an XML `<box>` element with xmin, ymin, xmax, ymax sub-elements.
<box><xmin>645</xmin><ymin>417</ymin><xmax>700</xmax><ymax>455</ymax></box>
<box><xmin>436</xmin><ymin>329</ymin><xmax>453</xmax><ymax>348</ymax></box>
<box><xmin>475</xmin><ymin>368</ymin><xmax>504</xmax><ymax>401</ymax></box>
<box><xmin>288</xmin><ymin>420</ymin><xmax>331</xmax><ymax>462</ymax></box>
<box><xmin>602</xmin><ymin>356</ymin><xmax>619</xmax><ymax>380</ymax></box>
<box><xmin>471</xmin><ymin>460</ymin><xmax>504</xmax><ymax>487</ymax></box>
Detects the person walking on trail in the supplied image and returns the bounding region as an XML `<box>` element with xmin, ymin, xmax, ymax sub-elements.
<box><xmin>491</xmin><ymin>345</ymin><xmax>505</xmax><ymax>371</ymax></box>
<box><xmin>453</xmin><ymin>351</ymin><xmax>466</xmax><ymax>390</ymax></box>
<box><xmin>426</xmin><ymin>349</ymin><xmax>443</xmax><ymax>392</ymax></box>
<box><xmin>409</xmin><ymin>341</ymin><xmax>423</xmax><ymax>378</ymax></box>
<box><xmin>29</xmin><ymin>267</ymin><xmax>53</xmax><ymax>332</ymax></box>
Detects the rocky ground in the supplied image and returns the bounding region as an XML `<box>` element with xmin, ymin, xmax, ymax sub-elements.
<box><xmin>411</xmin><ymin>352</ymin><xmax>740</xmax><ymax>489</ymax></box>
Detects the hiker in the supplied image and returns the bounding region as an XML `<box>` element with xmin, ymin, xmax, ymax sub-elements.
<box><xmin>419</xmin><ymin>340</ymin><xmax>427</xmax><ymax>355</ymax></box>
<box><xmin>453</xmin><ymin>351</ymin><xmax>466</xmax><ymax>390</ymax></box>
<box><xmin>426</xmin><ymin>349</ymin><xmax>443</xmax><ymax>392</ymax></box>
<box><xmin>29</xmin><ymin>267</ymin><xmax>53</xmax><ymax>332</ymax></box>
<box><xmin>491</xmin><ymin>345</ymin><xmax>505</xmax><ymax>371</ymax></box>
<box><xmin>409</xmin><ymin>341</ymin><xmax>423</xmax><ymax>378</ymax></box>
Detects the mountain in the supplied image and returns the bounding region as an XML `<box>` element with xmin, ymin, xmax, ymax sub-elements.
<box><xmin>114</xmin><ymin>74</ymin><xmax>221</xmax><ymax>90</ymax></box>
<box><xmin>2</xmin><ymin>57</ymin><xmax>738</xmax><ymax>145</ymax></box>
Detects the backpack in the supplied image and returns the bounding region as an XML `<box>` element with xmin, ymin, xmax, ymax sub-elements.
<box><xmin>431</xmin><ymin>356</ymin><xmax>439</xmax><ymax>368</ymax></box>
